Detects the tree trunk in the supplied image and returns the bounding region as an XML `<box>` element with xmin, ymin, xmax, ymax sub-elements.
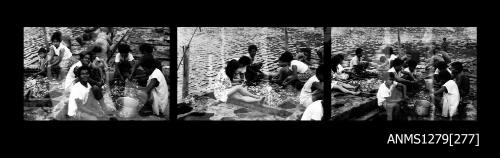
<box><xmin>182</xmin><ymin>46</ymin><xmax>190</xmax><ymax>99</ymax></box>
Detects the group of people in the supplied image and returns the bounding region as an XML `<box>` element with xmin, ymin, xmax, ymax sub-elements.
<box><xmin>33</xmin><ymin>27</ymin><xmax>169</xmax><ymax>120</ymax></box>
<box><xmin>376</xmin><ymin>38</ymin><xmax>470</xmax><ymax>121</ymax></box>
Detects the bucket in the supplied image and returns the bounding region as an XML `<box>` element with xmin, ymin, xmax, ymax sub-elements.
<box><xmin>117</xmin><ymin>97</ymin><xmax>140</xmax><ymax>118</ymax></box>
<box><xmin>415</xmin><ymin>100</ymin><xmax>431</xmax><ymax>116</ymax></box>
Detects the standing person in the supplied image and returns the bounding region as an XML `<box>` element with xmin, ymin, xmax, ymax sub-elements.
<box><xmin>64</xmin><ymin>52</ymin><xmax>91</xmax><ymax>93</ymax></box>
<box><xmin>139</xmin><ymin>61</ymin><xmax>169</xmax><ymax>117</ymax></box>
<box><xmin>114</xmin><ymin>44</ymin><xmax>135</xmax><ymax>81</ymax></box>
<box><xmin>450</xmin><ymin>62</ymin><xmax>470</xmax><ymax>120</ymax></box>
<box><xmin>377</xmin><ymin>72</ymin><xmax>408</xmax><ymax>121</ymax></box>
<box><xmin>212</xmin><ymin>59</ymin><xmax>266</xmax><ymax>106</ymax></box>
<box><xmin>349</xmin><ymin>48</ymin><xmax>363</xmax><ymax>68</ymax></box>
<box><xmin>231</xmin><ymin>56</ymin><xmax>252</xmax><ymax>84</ymax></box>
<box><xmin>33</xmin><ymin>48</ymin><xmax>49</xmax><ymax>77</ymax></box>
<box><xmin>432</xmin><ymin>70</ymin><xmax>460</xmax><ymax>119</ymax></box>
<box><xmin>331</xmin><ymin>54</ymin><xmax>359</xmax><ymax>94</ymax></box>
<box><xmin>388</xmin><ymin>58</ymin><xmax>418</xmax><ymax>86</ymax></box>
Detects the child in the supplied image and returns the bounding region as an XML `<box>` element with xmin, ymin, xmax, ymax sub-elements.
<box><xmin>450</xmin><ymin>62</ymin><xmax>470</xmax><ymax>119</ymax></box>
<box><xmin>245</xmin><ymin>45</ymin><xmax>265</xmax><ymax>85</ymax></box>
<box><xmin>299</xmin><ymin>64</ymin><xmax>326</xmax><ymax>108</ymax></box>
<box><xmin>377</xmin><ymin>72</ymin><xmax>408</xmax><ymax>121</ymax></box>
<box><xmin>331</xmin><ymin>55</ymin><xmax>359</xmax><ymax>95</ymax></box>
<box><xmin>34</xmin><ymin>48</ymin><xmax>48</xmax><ymax>77</ymax></box>
<box><xmin>388</xmin><ymin>47</ymin><xmax>399</xmax><ymax>68</ymax></box>
<box><xmin>388</xmin><ymin>58</ymin><xmax>418</xmax><ymax>86</ymax></box>
<box><xmin>64</xmin><ymin>52</ymin><xmax>91</xmax><ymax>93</ymax></box>
<box><xmin>273</xmin><ymin>51</ymin><xmax>313</xmax><ymax>87</ymax></box>
<box><xmin>433</xmin><ymin>61</ymin><xmax>452</xmax><ymax>85</ymax></box>
<box><xmin>139</xmin><ymin>61</ymin><xmax>169</xmax><ymax>117</ymax></box>
<box><xmin>114</xmin><ymin>44</ymin><xmax>135</xmax><ymax>81</ymax></box>
<box><xmin>349</xmin><ymin>48</ymin><xmax>363</xmax><ymax>68</ymax></box>
<box><xmin>49</xmin><ymin>31</ymin><xmax>73</xmax><ymax>81</ymax></box>
<box><xmin>377</xmin><ymin>55</ymin><xmax>390</xmax><ymax>72</ymax></box>
<box><xmin>433</xmin><ymin>70</ymin><xmax>460</xmax><ymax>119</ymax></box>
<box><xmin>300</xmin><ymin>100</ymin><xmax>324</xmax><ymax>121</ymax></box>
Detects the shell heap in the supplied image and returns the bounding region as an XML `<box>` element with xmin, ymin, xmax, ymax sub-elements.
<box><xmin>24</xmin><ymin>77</ymin><xmax>50</xmax><ymax>99</ymax></box>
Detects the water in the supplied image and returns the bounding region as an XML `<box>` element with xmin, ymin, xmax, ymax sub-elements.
<box><xmin>177</xmin><ymin>27</ymin><xmax>324</xmax><ymax>102</ymax></box>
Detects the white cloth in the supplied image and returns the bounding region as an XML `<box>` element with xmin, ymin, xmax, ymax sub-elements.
<box><xmin>442</xmin><ymin>80</ymin><xmax>460</xmax><ymax>117</ymax></box>
<box><xmin>289</xmin><ymin>60</ymin><xmax>309</xmax><ymax>73</ymax></box>
<box><xmin>434</xmin><ymin>68</ymin><xmax>452</xmax><ymax>75</ymax></box>
<box><xmin>51</xmin><ymin>44</ymin><xmax>72</xmax><ymax>60</ymax></box>
<box><xmin>68</xmin><ymin>82</ymin><xmax>91</xmax><ymax>116</ymax></box>
<box><xmin>337</xmin><ymin>64</ymin><xmax>344</xmax><ymax>73</ymax></box>
<box><xmin>388</xmin><ymin>67</ymin><xmax>403</xmax><ymax>78</ymax></box>
<box><xmin>115</xmin><ymin>53</ymin><xmax>134</xmax><ymax>63</ymax></box>
<box><xmin>299</xmin><ymin>75</ymin><xmax>319</xmax><ymax>107</ymax></box>
<box><xmin>148</xmin><ymin>68</ymin><xmax>169</xmax><ymax>115</ymax></box>
<box><xmin>349</xmin><ymin>56</ymin><xmax>359</xmax><ymax>67</ymax></box>
<box><xmin>389</xmin><ymin>54</ymin><xmax>398</xmax><ymax>62</ymax></box>
<box><xmin>377</xmin><ymin>81</ymin><xmax>398</xmax><ymax>106</ymax></box>
<box><xmin>301</xmin><ymin>100</ymin><xmax>323</xmax><ymax>121</ymax></box>
<box><xmin>64</xmin><ymin>61</ymin><xmax>83</xmax><ymax>92</ymax></box>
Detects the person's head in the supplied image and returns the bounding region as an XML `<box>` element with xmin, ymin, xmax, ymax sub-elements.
<box><xmin>355</xmin><ymin>48</ymin><xmax>363</xmax><ymax>58</ymax></box>
<box><xmin>278</xmin><ymin>51</ymin><xmax>294</xmax><ymax>67</ymax></box>
<box><xmin>391</xmin><ymin>58</ymin><xmax>404</xmax><ymax>72</ymax></box>
<box><xmin>450</xmin><ymin>62</ymin><xmax>463</xmax><ymax>75</ymax></box>
<box><xmin>436</xmin><ymin>61</ymin><xmax>448</xmax><ymax>71</ymax></box>
<box><xmin>248</xmin><ymin>45</ymin><xmax>258</xmax><ymax>58</ymax></box>
<box><xmin>51</xmin><ymin>31</ymin><xmax>62</xmax><ymax>48</ymax></box>
<box><xmin>139</xmin><ymin>44</ymin><xmax>154</xmax><ymax>54</ymax></box>
<box><xmin>384</xmin><ymin>72</ymin><xmax>396</xmax><ymax>87</ymax></box>
<box><xmin>141</xmin><ymin>58</ymin><xmax>157</xmax><ymax>75</ymax></box>
<box><xmin>75</xmin><ymin>65</ymin><xmax>91</xmax><ymax>83</ymax></box>
<box><xmin>238</xmin><ymin>56</ymin><xmax>252</xmax><ymax>68</ymax></box>
<box><xmin>379</xmin><ymin>55</ymin><xmax>387</xmax><ymax>63</ymax></box>
<box><xmin>407</xmin><ymin>59</ymin><xmax>418</xmax><ymax>72</ymax></box>
<box><xmin>316</xmin><ymin>64</ymin><xmax>326</xmax><ymax>82</ymax></box>
<box><xmin>225</xmin><ymin>59</ymin><xmax>240</xmax><ymax>81</ymax></box>
<box><xmin>37</xmin><ymin>48</ymin><xmax>47</xmax><ymax>58</ymax></box>
<box><xmin>438</xmin><ymin>70</ymin><xmax>452</xmax><ymax>84</ymax></box>
<box><xmin>118</xmin><ymin>43</ymin><xmax>131</xmax><ymax>56</ymax></box>
<box><xmin>91</xmin><ymin>45</ymin><xmax>103</xmax><ymax>54</ymax></box>
<box><xmin>79</xmin><ymin>52</ymin><xmax>92</xmax><ymax>66</ymax></box>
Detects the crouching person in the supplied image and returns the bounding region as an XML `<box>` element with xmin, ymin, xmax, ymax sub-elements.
<box><xmin>139</xmin><ymin>60</ymin><xmax>169</xmax><ymax>118</ymax></box>
<box><xmin>377</xmin><ymin>72</ymin><xmax>408</xmax><ymax>121</ymax></box>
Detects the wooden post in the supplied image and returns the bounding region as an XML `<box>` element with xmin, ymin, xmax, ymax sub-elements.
<box><xmin>323</xmin><ymin>27</ymin><xmax>332</xmax><ymax>121</ymax></box>
<box><xmin>182</xmin><ymin>46</ymin><xmax>190</xmax><ymax>99</ymax></box>
<box><xmin>284</xmin><ymin>27</ymin><xmax>289</xmax><ymax>51</ymax></box>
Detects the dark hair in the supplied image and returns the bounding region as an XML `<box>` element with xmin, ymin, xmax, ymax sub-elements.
<box><xmin>443</xmin><ymin>38</ymin><xmax>447</xmax><ymax>41</ymax></box>
<box><xmin>438</xmin><ymin>70</ymin><xmax>452</xmax><ymax>81</ymax></box>
<box><xmin>355</xmin><ymin>48</ymin><xmax>363</xmax><ymax>55</ymax></box>
<box><xmin>407</xmin><ymin>60</ymin><xmax>418</xmax><ymax>69</ymax></box>
<box><xmin>141</xmin><ymin>58</ymin><xmax>157</xmax><ymax>69</ymax></box>
<box><xmin>316</xmin><ymin>64</ymin><xmax>326</xmax><ymax>82</ymax></box>
<box><xmin>391</xmin><ymin>58</ymin><xmax>404</xmax><ymax>67</ymax></box>
<box><xmin>51</xmin><ymin>31</ymin><xmax>62</xmax><ymax>42</ymax></box>
<box><xmin>248</xmin><ymin>45</ymin><xmax>257</xmax><ymax>52</ymax></box>
<box><xmin>37</xmin><ymin>48</ymin><xmax>47</xmax><ymax>54</ymax></box>
<box><xmin>225</xmin><ymin>59</ymin><xmax>240</xmax><ymax>81</ymax></box>
<box><xmin>118</xmin><ymin>43</ymin><xmax>131</xmax><ymax>54</ymax></box>
<box><xmin>278</xmin><ymin>51</ymin><xmax>294</xmax><ymax>63</ymax></box>
<box><xmin>139</xmin><ymin>44</ymin><xmax>154</xmax><ymax>54</ymax></box>
<box><xmin>388</xmin><ymin>72</ymin><xmax>396</xmax><ymax>80</ymax></box>
<box><xmin>75</xmin><ymin>65</ymin><xmax>91</xmax><ymax>78</ymax></box>
<box><xmin>388</xmin><ymin>47</ymin><xmax>394</xmax><ymax>55</ymax></box>
<box><xmin>82</xmin><ymin>33</ymin><xmax>92</xmax><ymax>41</ymax></box>
<box><xmin>79</xmin><ymin>52</ymin><xmax>88</xmax><ymax>60</ymax></box>
<box><xmin>91</xmin><ymin>46</ymin><xmax>103</xmax><ymax>53</ymax></box>
<box><xmin>433</xmin><ymin>47</ymin><xmax>441</xmax><ymax>54</ymax></box>
<box><xmin>436</xmin><ymin>61</ymin><xmax>448</xmax><ymax>70</ymax></box>
<box><xmin>331</xmin><ymin>54</ymin><xmax>344</xmax><ymax>73</ymax></box>
<box><xmin>451</xmin><ymin>62</ymin><xmax>464</xmax><ymax>73</ymax></box>
<box><xmin>238</xmin><ymin>56</ymin><xmax>252</xmax><ymax>67</ymax></box>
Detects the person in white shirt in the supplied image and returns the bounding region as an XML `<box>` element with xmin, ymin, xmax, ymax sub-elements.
<box><xmin>301</xmin><ymin>100</ymin><xmax>324</xmax><ymax>121</ymax></box>
<box><xmin>432</xmin><ymin>70</ymin><xmax>460</xmax><ymax>119</ymax></box>
<box><xmin>349</xmin><ymin>48</ymin><xmax>363</xmax><ymax>68</ymax></box>
<box><xmin>139</xmin><ymin>61</ymin><xmax>169</xmax><ymax>117</ymax></box>
<box><xmin>272</xmin><ymin>51</ymin><xmax>313</xmax><ymax>87</ymax></box>
<box><xmin>47</xmin><ymin>32</ymin><xmax>73</xmax><ymax>81</ymax></box>
<box><xmin>377</xmin><ymin>72</ymin><xmax>408</xmax><ymax>121</ymax></box>
<box><xmin>64</xmin><ymin>53</ymin><xmax>91</xmax><ymax>93</ymax></box>
<box><xmin>114</xmin><ymin>44</ymin><xmax>135</xmax><ymax>81</ymax></box>
<box><xmin>331</xmin><ymin>55</ymin><xmax>359</xmax><ymax>95</ymax></box>
<box><xmin>299</xmin><ymin>64</ymin><xmax>326</xmax><ymax>108</ymax></box>
<box><xmin>387</xmin><ymin>47</ymin><xmax>399</xmax><ymax>67</ymax></box>
<box><xmin>67</xmin><ymin>65</ymin><xmax>106</xmax><ymax>120</ymax></box>
<box><xmin>387</xmin><ymin>58</ymin><xmax>418</xmax><ymax>86</ymax></box>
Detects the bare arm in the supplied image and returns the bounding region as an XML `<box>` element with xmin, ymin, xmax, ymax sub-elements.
<box><xmin>145</xmin><ymin>78</ymin><xmax>159</xmax><ymax>100</ymax></box>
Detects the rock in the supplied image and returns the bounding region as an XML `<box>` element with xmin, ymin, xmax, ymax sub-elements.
<box><xmin>234</xmin><ymin>108</ymin><xmax>249</xmax><ymax>114</ymax></box>
<box><xmin>181</xmin><ymin>112</ymin><xmax>214</xmax><ymax>121</ymax></box>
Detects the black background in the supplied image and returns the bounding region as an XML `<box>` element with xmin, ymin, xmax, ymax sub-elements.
<box><xmin>6</xmin><ymin>1</ymin><xmax>492</xmax><ymax>155</ymax></box>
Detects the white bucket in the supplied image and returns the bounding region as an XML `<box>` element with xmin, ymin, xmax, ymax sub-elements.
<box><xmin>117</xmin><ymin>97</ymin><xmax>140</xmax><ymax>118</ymax></box>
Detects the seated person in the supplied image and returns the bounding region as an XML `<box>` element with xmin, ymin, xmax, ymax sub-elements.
<box><xmin>299</xmin><ymin>64</ymin><xmax>327</xmax><ymax>108</ymax></box>
<box><xmin>114</xmin><ymin>44</ymin><xmax>135</xmax><ymax>81</ymax></box>
<box><xmin>432</xmin><ymin>70</ymin><xmax>460</xmax><ymax>119</ymax></box>
<box><xmin>34</xmin><ymin>48</ymin><xmax>48</xmax><ymax>77</ymax></box>
<box><xmin>387</xmin><ymin>47</ymin><xmax>399</xmax><ymax>68</ymax></box>
<box><xmin>388</xmin><ymin>58</ymin><xmax>418</xmax><ymax>86</ymax></box>
<box><xmin>139</xmin><ymin>61</ymin><xmax>169</xmax><ymax>117</ymax></box>
<box><xmin>232</xmin><ymin>56</ymin><xmax>252</xmax><ymax>84</ymax></box>
<box><xmin>377</xmin><ymin>72</ymin><xmax>408</xmax><ymax>121</ymax></box>
<box><xmin>47</xmin><ymin>32</ymin><xmax>72</xmax><ymax>81</ymax></box>
<box><xmin>67</xmin><ymin>66</ymin><xmax>107</xmax><ymax>120</ymax></box>
<box><xmin>349</xmin><ymin>48</ymin><xmax>364</xmax><ymax>68</ymax></box>
<box><xmin>245</xmin><ymin>45</ymin><xmax>265</xmax><ymax>84</ymax></box>
<box><xmin>377</xmin><ymin>55</ymin><xmax>390</xmax><ymax>71</ymax></box>
<box><xmin>212</xmin><ymin>59</ymin><xmax>266</xmax><ymax>106</ymax></box>
<box><xmin>272</xmin><ymin>51</ymin><xmax>314</xmax><ymax>88</ymax></box>
<box><xmin>401</xmin><ymin>59</ymin><xmax>422</xmax><ymax>94</ymax></box>
<box><xmin>450</xmin><ymin>62</ymin><xmax>470</xmax><ymax>119</ymax></box>
<box><xmin>64</xmin><ymin>52</ymin><xmax>91</xmax><ymax>93</ymax></box>
<box><xmin>129</xmin><ymin>44</ymin><xmax>160</xmax><ymax>81</ymax></box>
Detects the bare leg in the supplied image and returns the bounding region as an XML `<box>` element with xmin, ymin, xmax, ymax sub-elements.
<box><xmin>230</xmin><ymin>93</ymin><xmax>262</xmax><ymax>104</ymax></box>
<box><xmin>332</xmin><ymin>84</ymin><xmax>359</xmax><ymax>95</ymax></box>
<box><xmin>228</xmin><ymin>85</ymin><xmax>260</xmax><ymax>99</ymax></box>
